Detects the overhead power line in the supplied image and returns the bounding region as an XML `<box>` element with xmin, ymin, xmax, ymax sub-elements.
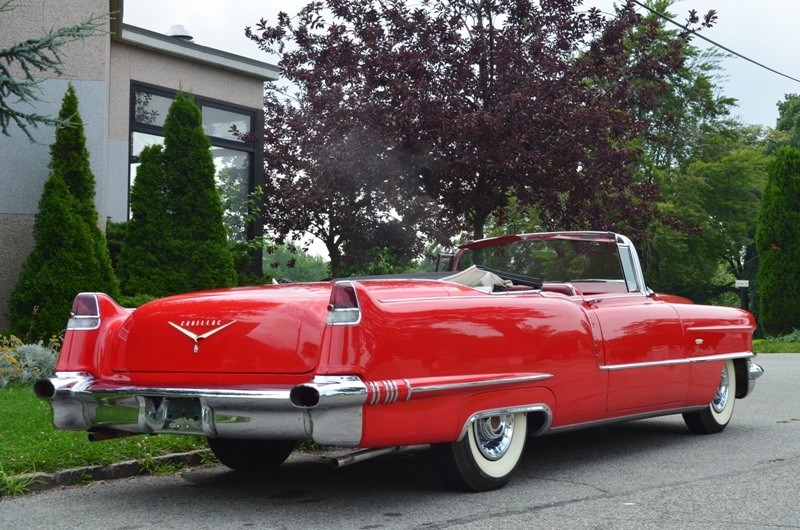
<box><xmin>630</xmin><ymin>0</ymin><xmax>800</xmax><ymax>85</ymax></box>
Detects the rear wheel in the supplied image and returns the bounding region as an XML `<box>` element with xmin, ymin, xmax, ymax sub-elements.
<box><xmin>432</xmin><ymin>412</ymin><xmax>527</xmax><ymax>492</ymax></box>
<box><xmin>683</xmin><ymin>359</ymin><xmax>736</xmax><ymax>434</ymax></box>
<box><xmin>207</xmin><ymin>438</ymin><xmax>296</xmax><ymax>471</ymax></box>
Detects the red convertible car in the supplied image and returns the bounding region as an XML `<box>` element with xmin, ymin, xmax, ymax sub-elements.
<box><xmin>36</xmin><ymin>232</ymin><xmax>763</xmax><ymax>491</ymax></box>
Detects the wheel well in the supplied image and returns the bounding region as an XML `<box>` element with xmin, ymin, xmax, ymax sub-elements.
<box><xmin>733</xmin><ymin>358</ymin><xmax>750</xmax><ymax>399</ymax></box>
<box><xmin>526</xmin><ymin>408</ymin><xmax>552</xmax><ymax>437</ymax></box>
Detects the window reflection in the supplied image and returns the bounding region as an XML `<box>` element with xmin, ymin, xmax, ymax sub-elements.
<box><xmin>133</xmin><ymin>91</ymin><xmax>172</xmax><ymax>127</ymax></box>
<box><xmin>202</xmin><ymin>106</ymin><xmax>250</xmax><ymax>141</ymax></box>
<box><xmin>128</xmin><ymin>84</ymin><xmax>257</xmax><ymax>243</ymax></box>
<box><xmin>212</xmin><ymin>147</ymin><xmax>251</xmax><ymax>242</ymax></box>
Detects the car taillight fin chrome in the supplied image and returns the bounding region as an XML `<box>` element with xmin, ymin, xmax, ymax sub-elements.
<box><xmin>326</xmin><ymin>281</ymin><xmax>361</xmax><ymax>325</ymax></box>
<box><xmin>67</xmin><ymin>293</ymin><xmax>101</xmax><ymax>330</ymax></box>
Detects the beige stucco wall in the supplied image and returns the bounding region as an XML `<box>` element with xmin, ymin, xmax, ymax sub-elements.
<box><xmin>1</xmin><ymin>0</ymin><xmax>110</xmax><ymax>82</ymax></box>
<box><xmin>108</xmin><ymin>41</ymin><xmax>265</xmax><ymax>142</ymax></box>
<box><xmin>0</xmin><ymin>0</ymin><xmax>111</xmax><ymax>331</ymax></box>
<box><xmin>0</xmin><ymin>215</ymin><xmax>35</xmax><ymax>331</ymax></box>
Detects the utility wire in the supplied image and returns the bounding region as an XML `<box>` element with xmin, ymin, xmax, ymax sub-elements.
<box><xmin>630</xmin><ymin>0</ymin><xmax>800</xmax><ymax>85</ymax></box>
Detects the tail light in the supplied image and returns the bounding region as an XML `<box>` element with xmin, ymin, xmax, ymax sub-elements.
<box><xmin>326</xmin><ymin>282</ymin><xmax>361</xmax><ymax>325</ymax></box>
<box><xmin>67</xmin><ymin>293</ymin><xmax>101</xmax><ymax>330</ymax></box>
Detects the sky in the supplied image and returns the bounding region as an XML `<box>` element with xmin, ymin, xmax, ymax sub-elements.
<box><xmin>124</xmin><ymin>0</ymin><xmax>800</xmax><ymax>129</ymax></box>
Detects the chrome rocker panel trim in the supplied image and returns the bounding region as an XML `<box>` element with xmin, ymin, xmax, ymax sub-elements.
<box><xmin>598</xmin><ymin>351</ymin><xmax>754</xmax><ymax>371</ymax></box>
<box><xmin>37</xmin><ymin>372</ymin><xmax>367</xmax><ymax>446</ymax></box>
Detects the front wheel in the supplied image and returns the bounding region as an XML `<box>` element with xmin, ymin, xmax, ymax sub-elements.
<box><xmin>207</xmin><ymin>438</ymin><xmax>296</xmax><ymax>471</ymax></box>
<box><xmin>683</xmin><ymin>359</ymin><xmax>737</xmax><ymax>434</ymax></box>
<box><xmin>432</xmin><ymin>412</ymin><xmax>527</xmax><ymax>492</ymax></box>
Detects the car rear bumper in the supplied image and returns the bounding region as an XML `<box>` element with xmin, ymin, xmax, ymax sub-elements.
<box><xmin>34</xmin><ymin>372</ymin><xmax>368</xmax><ymax>446</ymax></box>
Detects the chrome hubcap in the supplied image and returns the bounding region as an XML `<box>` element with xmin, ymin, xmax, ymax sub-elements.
<box><xmin>711</xmin><ymin>363</ymin><xmax>730</xmax><ymax>413</ymax></box>
<box><xmin>473</xmin><ymin>414</ymin><xmax>515</xmax><ymax>461</ymax></box>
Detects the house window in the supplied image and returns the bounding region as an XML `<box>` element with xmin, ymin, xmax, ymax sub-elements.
<box><xmin>128</xmin><ymin>82</ymin><xmax>260</xmax><ymax>243</ymax></box>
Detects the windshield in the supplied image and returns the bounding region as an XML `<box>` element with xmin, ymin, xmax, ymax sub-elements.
<box><xmin>455</xmin><ymin>238</ymin><xmax>626</xmax><ymax>284</ymax></box>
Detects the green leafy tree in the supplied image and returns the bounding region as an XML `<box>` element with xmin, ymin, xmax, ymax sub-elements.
<box><xmin>645</xmin><ymin>126</ymin><xmax>768</xmax><ymax>302</ymax></box>
<box><xmin>117</xmin><ymin>93</ymin><xmax>236</xmax><ymax>296</ymax></box>
<box><xmin>7</xmin><ymin>86</ymin><xmax>119</xmax><ymax>339</ymax></box>
<box><xmin>614</xmin><ymin>1</ymin><xmax>767</xmax><ymax>303</ymax></box>
<box><xmin>755</xmin><ymin>147</ymin><xmax>800</xmax><ymax>336</ymax></box>
<box><xmin>0</xmin><ymin>1</ymin><xmax>105</xmax><ymax>140</ymax></box>
<box><xmin>775</xmin><ymin>94</ymin><xmax>800</xmax><ymax>150</ymax></box>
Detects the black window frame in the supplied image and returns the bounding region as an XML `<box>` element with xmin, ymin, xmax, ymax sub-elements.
<box><xmin>128</xmin><ymin>81</ymin><xmax>265</xmax><ymax>271</ymax></box>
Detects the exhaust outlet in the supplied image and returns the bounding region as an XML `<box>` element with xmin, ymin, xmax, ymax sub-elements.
<box><xmin>33</xmin><ymin>378</ymin><xmax>56</xmax><ymax>399</ymax></box>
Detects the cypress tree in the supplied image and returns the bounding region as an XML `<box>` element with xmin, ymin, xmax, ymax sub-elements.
<box><xmin>7</xmin><ymin>85</ymin><xmax>119</xmax><ymax>340</ymax></box>
<box><xmin>118</xmin><ymin>93</ymin><xmax>235</xmax><ymax>296</ymax></box>
<box><xmin>8</xmin><ymin>177</ymin><xmax>109</xmax><ymax>339</ymax></box>
<box><xmin>755</xmin><ymin>146</ymin><xmax>800</xmax><ymax>336</ymax></box>
<box><xmin>116</xmin><ymin>144</ymin><xmax>173</xmax><ymax>296</ymax></box>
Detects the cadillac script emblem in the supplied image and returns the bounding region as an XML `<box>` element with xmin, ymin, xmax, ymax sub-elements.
<box><xmin>168</xmin><ymin>319</ymin><xmax>237</xmax><ymax>353</ymax></box>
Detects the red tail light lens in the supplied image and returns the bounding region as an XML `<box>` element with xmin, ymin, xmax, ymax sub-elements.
<box><xmin>326</xmin><ymin>282</ymin><xmax>361</xmax><ymax>325</ymax></box>
<box><xmin>67</xmin><ymin>293</ymin><xmax>101</xmax><ymax>330</ymax></box>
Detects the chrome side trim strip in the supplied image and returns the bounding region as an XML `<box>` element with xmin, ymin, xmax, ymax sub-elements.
<box><xmin>599</xmin><ymin>351</ymin><xmax>754</xmax><ymax>371</ymax></box>
<box><xmin>688</xmin><ymin>325</ymin><xmax>754</xmax><ymax>333</ymax></box>
<box><xmin>411</xmin><ymin>374</ymin><xmax>553</xmax><ymax>394</ymax></box>
<box><xmin>547</xmin><ymin>405</ymin><xmax>707</xmax><ymax>434</ymax></box>
<box><xmin>457</xmin><ymin>404</ymin><xmax>553</xmax><ymax>441</ymax></box>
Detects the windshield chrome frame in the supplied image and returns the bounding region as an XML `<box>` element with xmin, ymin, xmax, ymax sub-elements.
<box><xmin>453</xmin><ymin>231</ymin><xmax>648</xmax><ymax>296</ymax></box>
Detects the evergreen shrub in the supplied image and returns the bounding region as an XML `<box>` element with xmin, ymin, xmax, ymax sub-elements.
<box><xmin>117</xmin><ymin>93</ymin><xmax>236</xmax><ymax>296</ymax></box>
<box><xmin>6</xmin><ymin>85</ymin><xmax>119</xmax><ymax>340</ymax></box>
<box><xmin>755</xmin><ymin>146</ymin><xmax>800</xmax><ymax>336</ymax></box>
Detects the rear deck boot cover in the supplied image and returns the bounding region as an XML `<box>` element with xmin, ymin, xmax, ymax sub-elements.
<box><xmin>111</xmin><ymin>284</ymin><xmax>332</xmax><ymax>375</ymax></box>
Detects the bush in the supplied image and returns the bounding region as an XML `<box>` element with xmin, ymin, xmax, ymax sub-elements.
<box><xmin>116</xmin><ymin>293</ymin><xmax>157</xmax><ymax>308</ymax></box>
<box><xmin>756</xmin><ymin>147</ymin><xmax>800</xmax><ymax>336</ymax></box>
<box><xmin>0</xmin><ymin>335</ymin><xmax>58</xmax><ymax>387</ymax></box>
<box><xmin>118</xmin><ymin>93</ymin><xmax>236</xmax><ymax>296</ymax></box>
<box><xmin>6</xmin><ymin>85</ymin><xmax>119</xmax><ymax>340</ymax></box>
<box><xmin>7</xmin><ymin>177</ymin><xmax>114</xmax><ymax>340</ymax></box>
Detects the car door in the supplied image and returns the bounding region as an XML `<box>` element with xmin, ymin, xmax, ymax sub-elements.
<box><xmin>589</xmin><ymin>293</ymin><xmax>689</xmax><ymax>412</ymax></box>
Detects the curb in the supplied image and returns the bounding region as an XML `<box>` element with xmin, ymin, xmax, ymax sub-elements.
<box><xmin>18</xmin><ymin>449</ymin><xmax>212</xmax><ymax>494</ymax></box>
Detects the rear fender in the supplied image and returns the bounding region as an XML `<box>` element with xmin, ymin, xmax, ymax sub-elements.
<box><xmin>456</xmin><ymin>387</ymin><xmax>556</xmax><ymax>440</ymax></box>
<box><xmin>57</xmin><ymin>293</ymin><xmax>130</xmax><ymax>375</ymax></box>
<box><xmin>360</xmin><ymin>386</ymin><xmax>555</xmax><ymax>447</ymax></box>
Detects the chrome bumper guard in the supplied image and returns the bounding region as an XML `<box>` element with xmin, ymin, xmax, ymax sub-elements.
<box><xmin>35</xmin><ymin>372</ymin><xmax>368</xmax><ymax>446</ymax></box>
<box><xmin>742</xmin><ymin>357</ymin><xmax>764</xmax><ymax>398</ymax></box>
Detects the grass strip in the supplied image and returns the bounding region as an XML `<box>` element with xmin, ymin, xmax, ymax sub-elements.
<box><xmin>753</xmin><ymin>339</ymin><xmax>800</xmax><ymax>354</ymax></box>
<box><xmin>0</xmin><ymin>384</ymin><xmax>206</xmax><ymax>476</ymax></box>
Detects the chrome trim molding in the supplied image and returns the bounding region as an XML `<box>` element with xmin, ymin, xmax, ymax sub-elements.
<box><xmin>326</xmin><ymin>281</ymin><xmax>362</xmax><ymax>326</ymax></box>
<box><xmin>457</xmin><ymin>404</ymin><xmax>553</xmax><ymax>441</ymax></box>
<box><xmin>688</xmin><ymin>325</ymin><xmax>755</xmax><ymax>333</ymax></box>
<box><xmin>410</xmin><ymin>374</ymin><xmax>553</xmax><ymax>395</ymax></box>
<box><xmin>599</xmin><ymin>351</ymin><xmax>754</xmax><ymax>371</ymax></box>
<box><xmin>66</xmin><ymin>293</ymin><xmax>101</xmax><ymax>331</ymax></box>
<box><xmin>361</xmin><ymin>374</ymin><xmax>552</xmax><ymax>406</ymax></box>
<box><xmin>548</xmin><ymin>405</ymin><xmax>707</xmax><ymax>434</ymax></box>
<box><xmin>39</xmin><ymin>372</ymin><xmax>367</xmax><ymax>447</ymax></box>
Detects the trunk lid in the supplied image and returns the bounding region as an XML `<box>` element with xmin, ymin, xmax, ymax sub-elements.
<box><xmin>112</xmin><ymin>284</ymin><xmax>332</xmax><ymax>375</ymax></box>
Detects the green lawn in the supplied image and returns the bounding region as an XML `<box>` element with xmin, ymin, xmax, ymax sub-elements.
<box><xmin>753</xmin><ymin>339</ymin><xmax>800</xmax><ymax>354</ymax></box>
<box><xmin>0</xmin><ymin>384</ymin><xmax>206</xmax><ymax>476</ymax></box>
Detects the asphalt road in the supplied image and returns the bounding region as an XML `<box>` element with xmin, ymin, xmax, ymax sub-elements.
<box><xmin>1</xmin><ymin>354</ymin><xmax>797</xmax><ymax>529</ymax></box>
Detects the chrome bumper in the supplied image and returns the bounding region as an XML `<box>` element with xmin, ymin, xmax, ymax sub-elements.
<box><xmin>741</xmin><ymin>357</ymin><xmax>764</xmax><ymax>398</ymax></box>
<box><xmin>34</xmin><ymin>372</ymin><xmax>367</xmax><ymax>446</ymax></box>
